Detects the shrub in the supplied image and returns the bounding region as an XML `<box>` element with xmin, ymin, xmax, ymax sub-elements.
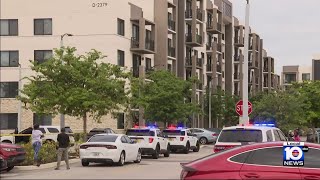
<box><xmin>18</xmin><ymin>142</ymin><xmax>57</xmax><ymax>166</ymax></box>
<box><xmin>74</xmin><ymin>132</ymin><xmax>87</xmax><ymax>142</ymax></box>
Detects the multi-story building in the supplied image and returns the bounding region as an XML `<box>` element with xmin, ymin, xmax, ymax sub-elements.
<box><xmin>281</xmin><ymin>65</ymin><xmax>312</xmax><ymax>90</ymax></box>
<box><xmin>0</xmin><ymin>0</ymin><xmax>280</xmax><ymax>132</ymax></box>
<box><xmin>312</xmin><ymin>54</ymin><xmax>320</xmax><ymax>81</ymax></box>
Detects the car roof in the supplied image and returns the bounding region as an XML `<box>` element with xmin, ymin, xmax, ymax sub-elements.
<box><xmin>127</xmin><ymin>128</ymin><xmax>159</xmax><ymax>130</ymax></box>
<box><xmin>237</xmin><ymin>141</ymin><xmax>320</xmax><ymax>150</ymax></box>
<box><xmin>90</xmin><ymin>128</ymin><xmax>112</xmax><ymax>131</ymax></box>
<box><xmin>222</xmin><ymin>125</ymin><xmax>278</xmax><ymax>131</ymax></box>
<box><xmin>92</xmin><ymin>133</ymin><xmax>123</xmax><ymax>137</ymax></box>
<box><xmin>39</xmin><ymin>126</ymin><xmax>60</xmax><ymax>129</ymax></box>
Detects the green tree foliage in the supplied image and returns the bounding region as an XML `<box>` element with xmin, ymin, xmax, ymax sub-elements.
<box><xmin>130</xmin><ymin>70</ymin><xmax>200</xmax><ymax>125</ymax></box>
<box><xmin>18</xmin><ymin>47</ymin><xmax>130</xmax><ymax>138</ymax></box>
<box><xmin>204</xmin><ymin>89</ymin><xmax>240</xmax><ymax>127</ymax></box>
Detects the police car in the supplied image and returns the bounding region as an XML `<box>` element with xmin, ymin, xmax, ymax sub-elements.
<box><xmin>214</xmin><ymin>123</ymin><xmax>288</xmax><ymax>153</ymax></box>
<box><xmin>126</xmin><ymin>125</ymin><xmax>170</xmax><ymax>159</ymax></box>
<box><xmin>162</xmin><ymin>126</ymin><xmax>200</xmax><ymax>154</ymax></box>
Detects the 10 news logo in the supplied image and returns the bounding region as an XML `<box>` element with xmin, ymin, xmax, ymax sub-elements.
<box><xmin>283</xmin><ymin>142</ymin><xmax>309</xmax><ymax>166</ymax></box>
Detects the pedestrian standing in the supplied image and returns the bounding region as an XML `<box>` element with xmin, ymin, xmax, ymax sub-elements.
<box><xmin>32</xmin><ymin>124</ymin><xmax>44</xmax><ymax>167</ymax></box>
<box><xmin>294</xmin><ymin>129</ymin><xmax>301</xmax><ymax>142</ymax></box>
<box><xmin>55</xmin><ymin>128</ymin><xmax>70</xmax><ymax>170</ymax></box>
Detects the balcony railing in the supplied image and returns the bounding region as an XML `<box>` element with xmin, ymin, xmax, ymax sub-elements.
<box><xmin>207</xmin><ymin>64</ymin><xmax>212</xmax><ymax>71</ymax></box>
<box><xmin>185</xmin><ymin>57</ymin><xmax>192</xmax><ymax>66</ymax></box>
<box><xmin>185</xmin><ymin>34</ymin><xmax>192</xmax><ymax>42</ymax></box>
<box><xmin>196</xmin><ymin>58</ymin><xmax>203</xmax><ymax>67</ymax></box>
<box><xmin>132</xmin><ymin>66</ymin><xmax>139</xmax><ymax>78</ymax></box>
<box><xmin>264</xmin><ymin>68</ymin><xmax>269</xmax><ymax>72</ymax></box>
<box><xmin>196</xmin><ymin>34</ymin><xmax>202</xmax><ymax>44</ymax></box>
<box><xmin>196</xmin><ymin>9</ymin><xmax>203</xmax><ymax>21</ymax></box>
<box><xmin>234</xmin><ymin>73</ymin><xmax>240</xmax><ymax>79</ymax></box>
<box><xmin>207</xmin><ymin>21</ymin><xmax>213</xmax><ymax>29</ymax></box>
<box><xmin>185</xmin><ymin>9</ymin><xmax>192</xmax><ymax>18</ymax></box>
<box><xmin>234</xmin><ymin>37</ymin><xmax>240</xmax><ymax>44</ymax></box>
<box><xmin>234</xmin><ymin>55</ymin><xmax>240</xmax><ymax>62</ymax></box>
<box><xmin>168</xmin><ymin>18</ymin><xmax>175</xmax><ymax>31</ymax></box>
<box><xmin>206</xmin><ymin>43</ymin><xmax>212</xmax><ymax>50</ymax></box>
<box><xmin>168</xmin><ymin>46</ymin><xmax>176</xmax><ymax>57</ymax></box>
<box><xmin>145</xmin><ymin>39</ymin><xmax>155</xmax><ymax>51</ymax></box>
<box><xmin>131</xmin><ymin>37</ymin><xmax>139</xmax><ymax>48</ymax></box>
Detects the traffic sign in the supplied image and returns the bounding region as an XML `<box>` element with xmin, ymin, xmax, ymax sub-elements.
<box><xmin>236</xmin><ymin>100</ymin><xmax>252</xmax><ymax>116</ymax></box>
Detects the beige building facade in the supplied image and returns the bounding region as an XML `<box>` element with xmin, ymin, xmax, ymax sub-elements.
<box><xmin>281</xmin><ymin>65</ymin><xmax>312</xmax><ymax>90</ymax></box>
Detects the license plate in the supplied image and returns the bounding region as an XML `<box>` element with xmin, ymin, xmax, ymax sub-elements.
<box><xmin>92</xmin><ymin>152</ymin><xmax>100</xmax><ymax>156</ymax></box>
<box><xmin>169</xmin><ymin>138</ymin><xmax>174</xmax><ymax>141</ymax></box>
<box><xmin>134</xmin><ymin>139</ymin><xmax>141</xmax><ymax>143</ymax></box>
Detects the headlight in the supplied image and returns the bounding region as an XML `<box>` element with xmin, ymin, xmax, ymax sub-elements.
<box><xmin>2</xmin><ymin>148</ymin><xmax>15</xmax><ymax>152</ymax></box>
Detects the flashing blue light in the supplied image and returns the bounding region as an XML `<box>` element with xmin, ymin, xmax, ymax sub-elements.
<box><xmin>254</xmin><ymin>123</ymin><xmax>275</xmax><ymax>127</ymax></box>
<box><xmin>147</xmin><ymin>125</ymin><xmax>158</xmax><ymax>129</ymax></box>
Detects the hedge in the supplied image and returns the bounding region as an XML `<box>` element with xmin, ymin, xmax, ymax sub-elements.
<box><xmin>18</xmin><ymin>142</ymin><xmax>57</xmax><ymax>166</ymax></box>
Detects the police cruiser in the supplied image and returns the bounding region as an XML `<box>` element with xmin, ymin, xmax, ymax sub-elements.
<box><xmin>126</xmin><ymin>125</ymin><xmax>170</xmax><ymax>159</ymax></box>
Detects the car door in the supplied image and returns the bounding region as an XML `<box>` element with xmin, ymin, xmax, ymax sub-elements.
<box><xmin>240</xmin><ymin>147</ymin><xmax>301</xmax><ymax>179</ymax></box>
<box><xmin>124</xmin><ymin>136</ymin><xmax>137</xmax><ymax>161</ymax></box>
<box><xmin>120</xmin><ymin>136</ymin><xmax>131</xmax><ymax>161</ymax></box>
<box><xmin>299</xmin><ymin>147</ymin><xmax>320</xmax><ymax>180</ymax></box>
<box><xmin>156</xmin><ymin>130</ymin><xmax>166</xmax><ymax>150</ymax></box>
<box><xmin>186</xmin><ymin>130</ymin><xmax>196</xmax><ymax>146</ymax></box>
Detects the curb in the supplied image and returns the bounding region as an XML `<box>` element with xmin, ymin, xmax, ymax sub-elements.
<box><xmin>15</xmin><ymin>158</ymin><xmax>80</xmax><ymax>171</ymax></box>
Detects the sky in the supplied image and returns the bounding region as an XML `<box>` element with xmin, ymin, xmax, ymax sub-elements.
<box><xmin>230</xmin><ymin>0</ymin><xmax>320</xmax><ymax>74</ymax></box>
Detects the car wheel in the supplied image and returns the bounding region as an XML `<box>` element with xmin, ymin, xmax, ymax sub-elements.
<box><xmin>117</xmin><ymin>151</ymin><xmax>125</xmax><ymax>166</ymax></box>
<box><xmin>152</xmin><ymin>145</ymin><xmax>160</xmax><ymax>159</ymax></box>
<box><xmin>81</xmin><ymin>160</ymin><xmax>89</xmax><ymax>167</ymax></box>
<box><xmin>6</xmin><ymin>166</ymin><xmax>14</xmax><ymax>172</ymax></box>
<box><xmin>184</xmin><ymin>142</ymin><xmax>190</xmax><ymax>154</ymax></box>
<box><xmin>199</xmin><ymin>137</ymin><xmax>208</xmax><ymax>145</ymax></box>
<box><xmin>193</xmin><ymin>141</ymin><xmax>200</xmax><ymax>152</ymax></box>
<box><xmin>164</xmin><ymin>144</ymin><xmax>170</xmax><ymax>157</ymax></box>
<box><xmin>134</xmin><ymin>149</ymin><xmax>142</xmax><ymax>163</ymax></box>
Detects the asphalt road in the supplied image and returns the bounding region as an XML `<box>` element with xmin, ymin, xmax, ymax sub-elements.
<box><xmin>1</xmin><ymin>145</ymin><xmax>214</xmax><ymax>179</ymax></box>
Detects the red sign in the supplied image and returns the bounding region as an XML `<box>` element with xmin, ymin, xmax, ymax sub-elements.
<box><xmin>236</xmin><ymin>100</ymin><xmax>252</xmax><ymax>116</ymax></box>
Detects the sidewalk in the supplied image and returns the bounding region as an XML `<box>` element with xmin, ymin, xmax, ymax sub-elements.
<box><xmin>16</xmin><ymin>158</ymin><xmax>80</xmax><ymax>171</ymax></box>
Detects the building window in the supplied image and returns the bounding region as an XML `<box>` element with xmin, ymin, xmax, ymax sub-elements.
<box><xmin>0</xmin><ymin>113</ymin><xmax>18</xmax><ymax>130</ymax></box>
<box><xmin>284</xmin><ymin>74</ymin><xmax>297</xmax><ymax>84</ymax></box>
<box><xmin>302</xmin><ymin>73</ymin><xmax>310</xmax><ymax>81</ymax></box>
<box><xmin>117</xmin><ymin>113</ymin><xmax>124</xmax><ymax>129</ymax></box>
<box><xmin>0</xmin><ymin>51</ymin><xmax>19</xmax><ymax>67</ymax></box>
<box><xmin>33</xmin><ymin>113</ymin><xmax>52</xmax><ymax>125</ymax></box>
<box><xmin>146</xmin><ymin>58</ymin><xmax>152</xmax><ymax>70</ymax></box>
<box><xmin>0</xmin><ymin>19</ymin><xmax>18</xmax><ymax>36</ymax></box>
<box><xmin>117</xmin><ymin>18</ymin><xmax>125</xmax><ymax>36</ymax></box>
<box><xmin>117</xmin><ymin>50</ymin><xmax>125</xmax><ymax>67</ymax></box>
<box><xmin>34</xmin><ymin>18</ymin><xmax>52</xmax><ymax>35</ymax></box>
<box><xmin>34</xmin><ymin>50</ymin><xmax>53</xmax><ymax>64</ymax></box>
<box><xmin>0</xmin><ymin>82</ymin><xmax>18</xmax><ymax>98</ymax></box>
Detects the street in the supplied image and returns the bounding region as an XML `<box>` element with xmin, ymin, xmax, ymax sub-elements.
<box><xmin>1</xmin><ymin>145</ymin><xmax>213</xmax><ymax>179</ymax></box>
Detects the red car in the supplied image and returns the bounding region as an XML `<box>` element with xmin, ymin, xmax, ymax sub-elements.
<box><xmin>181</xmin><ymin>142</ymin><xmax>320</xmax><ymax>180</ymax></box>
<box><xmin>0</xmin><ymin>143</ymin><xmax>26</xmax><ymax>172</ymax></box>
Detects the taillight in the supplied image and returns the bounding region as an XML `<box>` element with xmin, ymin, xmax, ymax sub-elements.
<box><xmin>180</xmin><ymin>137</ymin><xmax>184</xmax><ymax>141</ymax></box>
<box><xmin>214</xmin><ymin>145</ymin><xmax>235</xmax><ymax>153</ymax></box>
<box><xmin>105</xmin><ymin>145</ymin><xmax>117</xmax><ymax>149</ymax></box>
<box><xmin>149</xmin><ymin>137</ymin><xmax>154</xmax><ymax>143</ymax></box>
<box><xmin>212</xmin><ymin>133</ymin><xmax>218</xmax><ymax>136</ymax></box>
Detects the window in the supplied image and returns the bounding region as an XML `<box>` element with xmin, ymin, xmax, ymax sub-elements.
<box><xmin>33</xmin><ymin>113</ymin><xmax>52</xmax><ymax>125</ymax></box>
<box><xmin>245</xmin><ymin>147</ymin><xmax>283</xmax><ymax>166</ymax></box>
<box><xmin>146</xmin><ymin>29</ymin><xmax>151</xmax><ymax>40</ymax></box>
<box><xmin>126</xmin><ymin>129</ymin><xmax>155</xmax><ymax>136</ymax></box>
<box><xmin>163</xmin><ymin>130</ymin><xmax>185</xmax><ymax>136</ymax></box>
<box><xmin>266</xmin><ymin>130</ymin><xmax>273</xmax><ymax>142</ymax></box>
<box><xmin>47</xmin><ymin>128</ymin><xmax>59</xmax><ymax>133</ymax></box>
<box><xmin>34</xmin><ymin>50</ymin><xmax>52</xmax><ymax>64</ymax></box>
<box><xmin>0</xmin><ymin>82</ymin><xmax>18</xmax><ymax>98</ymax></box>
<box><xmin>273</xmin><ymin>129</ymin><xmax>281</xmax><ymax>141</ymax></box>
<box><xmin>0</xmin><ymin>19</ymin><xmax>18</xmax><ymax>36</ymax></box>
<box><xmin>217</xmin><ymin>129</ymin><xmax>263</xmax><ymax>142</ymax></box>
<box><xmin>117</xmin><ymin>18</ymin><xmax>125</xmax><ymax>36</ymax></box>
<box><xmin>191</xmin><ymin>129</ymin><xmax>204</xmax><ymax>133</ymax></box>
<box><xmin>132</xmin><ymin>24</ymin><xmax>139</xmax><ymax>40</ymax></box>
<box><xmin>121</xmin><ymin>136</ymin><xmax>127</xmax><ymax>143</ymax></box>
<box><xmin>229</xmin><ymin>151</ymin><xmax>251</xmax><ymax>163</ymax></box>
<box><xmin>89</xmin><ymin>135</ymin><xmax>118</xmax><ymax>142</ymax></box>
<box><xmin>38</xmin><ymin>128</ymin><xmax>46</xmax><ymax>133</ymax></box>
<box><xmin>146</xmin><ymin>58</ymin><xmax>151</xmax><ymax>70</ymax></box>
<box><xmin>304</xmin><ymin>148</ymin><xmax>320</xmax><ymax>168</ymax></box>
<box><xmin>124</xmin><ymin>136</ymin><xmax>132</xmax><ymax>143</ymax></box>
<box><xmin>0</xmin><ymin>51</ymin><xmax>19</xmax><ymax>67</ymax></box>
<box><xmin>117</xmin><ymin>50</ymin><xmax>125</xmax><ymax>67</ymax></box>
<box><xmin>0</xmin><ymin>113</ymin><xmax>18</xmax><ymax>130</ymax></box>
<box><xmin>276</xmin><ymin>130</ymin><xmax>287</xmax><ymax>141</ymax></box>
<box><xmin>34</xmin><ymin>18</ymin><xmax>52</xmax><ymax>35</ymax></box>
<box><xmin>116</xmin><ymin>113</ymin><xmax>124</xmax><ymax>129</ymax></box>
<box><xmin>302</xmin><ymin>73</ymin><xmax>310</xmax><ymax>81</ymax></box>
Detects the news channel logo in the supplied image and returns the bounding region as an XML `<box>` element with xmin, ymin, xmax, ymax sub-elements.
<box><xmin>283</xmin><ymin>142</ymin><xmax>309</xmax><ymax>166</ymax></box>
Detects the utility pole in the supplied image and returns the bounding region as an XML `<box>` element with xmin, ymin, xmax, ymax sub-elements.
<box><xmin>208</xmin><ymin>81</ymin><xmax>212</xmax><ymax>128</ymax></box>
<box><xmin>241</xmin><ymin>0</ymin><xmax>250</xmax><ymax>125</ymax></box>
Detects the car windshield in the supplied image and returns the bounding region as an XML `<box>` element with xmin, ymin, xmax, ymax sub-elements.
<box><xmin>163</xmin><ymin>130</ymin><xmax>185</xmax><ymax>136</ymax></box>
<box><xmin>218</xmin><ymin>129</ymin><xmax>263</xmax><ymax>142</ymax></box>
<box><xmin>88</xmin><ymin>135</ymin><xmax>118</xmax><ymax>142</ymax></box>
<box><xmin>126</xmin><ymin>129</ymin><xmax>155</xmax><ymax>136</ymax></box>
<box><xmin>89</xmin><ymin>130</ymin><xmax>105</xmax><ymax>134</ymax></box>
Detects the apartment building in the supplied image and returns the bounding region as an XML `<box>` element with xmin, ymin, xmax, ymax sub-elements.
<box><xmin>282</xmin><ymin>65</ymin><xmax>312</xmax><ymax>90</ymax></box>
<box><xmin>0</xmin><ymin>0</ymin><xmax>280</xmax><ymax>131</ymax></box>
<box><xmin>312</xmin><ymin>54</ymin><xmax>320</xmax><ymax>81</ymax></box>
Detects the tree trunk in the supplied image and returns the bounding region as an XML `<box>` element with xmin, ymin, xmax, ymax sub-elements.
<box><xmin>83</xmin><ymin>112</ymin><xmax>87</xmax><ymax>142</ymax></box>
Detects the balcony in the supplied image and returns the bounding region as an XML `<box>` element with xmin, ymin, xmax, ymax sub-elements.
<box><xmin>196</xmin><ymin>8</ymin><xmax>203</xmax><ymax>21</ymax></box>
<box><xmin>207</xmin><ymin>21</ymin><xmax>213</xmax><ymax>29</ymax></box>
<box><xmin>206</xmin><ymin>64</ymin><xmax>212</xmax><ymax>72</ymax></box>
<box><xmin>207</xmin><ymin>21</ymin><xmax>222</xmax><ymax>34</ymax></box>
<box><xmin>217</xmin><ymin>44</ymin><xmax>222</xmax><ymax>52</ymax></box>
<box><xmin>206</xmin><ymin>43</ymin><xmax>212</xmax><ymax>51</ymax></box>
<box><xmin>145</xmin><ymin>39</ymin><xmax>155</xmax><ymax>51</ymax></box>
<box><xmin>196</xmin><ymin>34</ymin><xmax>202</xmax><ymax>44</ymax></box>
<box><xmin>185</xmin><ymin>33</ymin><xmax>202</xmax><ymax>46</ymax></box>
<box><xmin>131</xmin><ymin>37</ymin><xmax>155</xmax><ymax>54</ymax></box>
<box><xmin>263</xmin><ymin>68</ymin><xmax>269</xmax><ymax>72</ymax></box>
<box><xmin>131</xmin><ymin>37</ymin><xmax>139</xmax><ymax>48</ymax></box>
<box><xmin>168</xmin><ymin>18</ymin><xmax>175</xmax><ymax>31</ymax></box>
<box><xmin>196</xmin><ymin>58</ymin><xmax>203</xmax><ymax>68</ymax></box>
<box><xmin>185</xmin><ymin>57</ymin><xmax>192</xmax><ymax>67</ymax></box>
<box><xmin>234</xmin><ymin>55</ymin><xmax>240</xmax><ymax>62</ymax></box>
<box><xmin>168</xmin><ymin>46</ymin><xmax>176</xmax><ymax>58</ymax></box>
<box><xmin>217</xmin><ymin>64</ymin><xmax>222</xmax><ymax>73</ymax></box>
<box><xmin>185</xmin><ymin>9</ymin><xmax>192</xmax><ymax>19</ymax></box>
<box><xmin>234</xmin><ymin>73</ymin><xmax>240</xmax><ymax>80</ymax></box>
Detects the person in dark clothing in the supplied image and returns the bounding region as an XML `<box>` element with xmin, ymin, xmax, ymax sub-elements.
<box><xmin>55</xmin><ymin>128</ymin><xmax>70</xmax><ymax>170</ymax></box>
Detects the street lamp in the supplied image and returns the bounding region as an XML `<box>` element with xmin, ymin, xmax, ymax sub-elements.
<box><xmin>59</xmin><ymin>33</ymin><xmax>73</xmax><ymax>128</ymax></box>
<box><xmin>241</xmin><ymin>0</ymin><xmax>250</xmax><ymax>125</ymax></box>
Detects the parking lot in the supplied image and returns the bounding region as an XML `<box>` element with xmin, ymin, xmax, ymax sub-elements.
<box><xmin>1</xmin><ymin>145</ymin><xmax>214</xmax><ymax>179</ymax></box>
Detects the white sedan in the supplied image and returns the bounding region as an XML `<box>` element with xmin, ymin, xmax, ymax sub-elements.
<box><xmin>80</xmin><ymin>134</ymin><xmax>142</xmax><ymax>166</ymax></box>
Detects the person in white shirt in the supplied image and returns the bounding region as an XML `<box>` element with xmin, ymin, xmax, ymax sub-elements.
<box><xmin>32</xmin><ymin>124</ymin><xmax>44</xmax><ymax>166</ymax></box>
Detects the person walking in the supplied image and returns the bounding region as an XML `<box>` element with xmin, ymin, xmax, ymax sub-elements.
<box><xmin>32</xmin><ymin>124</ymin><xmax>44</xmax><ymax>167</ymax></box>
<box><xmin>55</xmin><ymin>128</ymin><xmax>70</xmax><ymax>170</ymax></box>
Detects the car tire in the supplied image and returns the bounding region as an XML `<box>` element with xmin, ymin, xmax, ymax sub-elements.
<box><xmin>6</xmin><ymin>166</ymin><xmax>14</xmax><ymax>172</ymax></box>
<box><xmin>117</xmin><ymin>151</ymin><xmax>125</xmax><ymax>166</ymax></box>
<box><xmin>81</xmin><ymin>160</ymin><xmax>89</xmax><ymax>167</ymax></box>
<box><xmin>193</xmin><ymin>141</ymin><xmax>200</xmax><ymax>152</ymax></box>
<box><xmin>164</xmin><ymin>144</ymin><xmax>170</xmax><ymax>157</ymax></box>
<box><xmin>134</xmin><ymin>149</ymin><xmax>142</xmax><ymax>163</ymax></box>
<box><xmin>199</xmin><ymin>137</ymin><xmax>208</xmax><ymax>145</ymax></box>
<box><xmin>184</xmin><ymin>142</ymin><xmax>190</xmax><ymax>154</ymax></box>
<box><xmin>152</xmin><ymin>145</ymin><xmax>160</xmax><ymax>159</ymax></box>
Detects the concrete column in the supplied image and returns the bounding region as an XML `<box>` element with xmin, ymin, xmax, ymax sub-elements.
<box><xmin>139</xmin><ymin>18</ymin><xmax>146</xmax><ymax>49</ymax></box>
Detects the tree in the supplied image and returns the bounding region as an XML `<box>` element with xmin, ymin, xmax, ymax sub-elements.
<box><xmin>18</xmin><ymin>47</ymin><xmax>130</xmax><ymax>140</ymax></box>
<box><xmin>130</xmin><ymin>70</ymin><xmax>200</xmax><ymax>126</ymax></box>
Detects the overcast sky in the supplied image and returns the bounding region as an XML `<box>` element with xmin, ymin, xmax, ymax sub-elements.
<box><xmin>230</xmin><ymin>0</ymin><xmax>320</xmax><ymax>74</ymax></box>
